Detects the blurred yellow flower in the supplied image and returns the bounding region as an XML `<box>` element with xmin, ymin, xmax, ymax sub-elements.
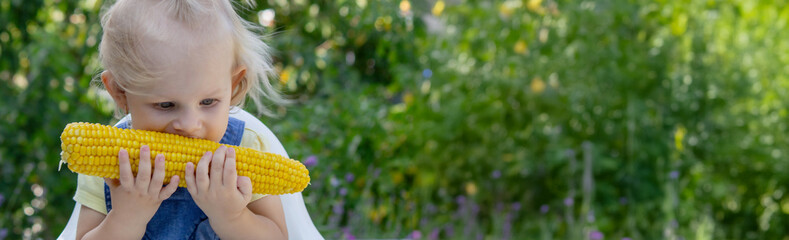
<box><xmin>514</xmin><ymin>40</ymin><xmax>528</xmax><ymax>54</ymax></box>
<box><xmin>279</xmin><ymin>66</ymin><xmax>293</xmax><ymax>85</ymax></box>
<box><xmin>432</xmin><ymin>0</ymin><xmax>445</xmax><ymax>16</ymax></box>
<box><xmin>499</xmin><ymin>4</ymin><xmax>514</xmax><ymax>17</ymax></box>
<box><xmin>531</xmin><ymin>77</ymin><xmax>545</xmax><ymax>93</ymax></box>
<box><xmin>465</xmin><ymin>182</ymin><xmax>477</xmax><ymax>196</ymax></box>
<box><xmin>499</xmin><ymin>0</ymin><xmax>524</xmax><ymax>18</ymax></box>
<box><xmin>374</xmin><ymin>16</ymin><xmax>393</xmax><ymax>31</ymax></box>
<box><xmin>368</xmin><ymin>209</ymin><xmax>381</xmax><ymax>222</ymax></box>
<box><xmin>400</xmin><ymin>0</ymin><xmax>411</xmax><ymax>13</ymax></box>
<box><xmin>13</xmin><ymin>73</ymin><xmax>28</xmax><ymax>90</ymax></box>
<box><xmin>377</xmin><ymin>205</ymin><xmax>389</xmax><ymax>219</ymax></box>
<box><xmin>503</xmin><ymin>153</ymin><xmax>514</xmax><ymax>162</ymax></box>
<box><xmin>368</xmin><ymin>205</ymin><xmax>389</xmax><ymax>223</ymax></box>
<box><xmin>392</xmin><ymin>172</ymin><xmax>404</xmax><ymax>184</ymax></box>
<box><xmin>675</xmin><ymin>125</ymin><xmax>686</xmax><ymax>151</ymax></box>
<box><xmin>403</xmin><ymin>92</ymin><xmax>414</xmax><ymax>105</ymax></box>
<box><xmin>527</xmin><ymin>0</ymin><xmax>544</xmax><ymax>13</ymax></box>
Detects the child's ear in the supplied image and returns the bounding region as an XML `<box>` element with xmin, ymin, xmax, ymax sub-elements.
<box><xmin>231</xmin><ymin>66</ymin><xmax>246</xmax><ymax>91</ymax></box>
<box><xmin>101</xmin><ymin>71</ymin><xmax>128</xmax><ymax>113</ymax></box>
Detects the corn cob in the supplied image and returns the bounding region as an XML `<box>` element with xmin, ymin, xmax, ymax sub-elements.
<box><xmin>59</xmin><ymin>122</ymin><xmax>310</xmax><ymax>195</ymax></box>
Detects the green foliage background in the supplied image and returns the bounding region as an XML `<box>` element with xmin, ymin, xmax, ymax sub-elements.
<box><xmin>2</xmin><ymin>0</ymin><xmax>789</xmax><ymax>239</ymax></box>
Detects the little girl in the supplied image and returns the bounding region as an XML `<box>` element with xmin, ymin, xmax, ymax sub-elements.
<box><xmin>73</xmin><ymin>0</ymin><xmax>300</xmax><ymax>239</ymax></box>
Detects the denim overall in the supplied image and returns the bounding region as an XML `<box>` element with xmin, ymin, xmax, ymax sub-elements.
<box><xmin>104</xmin><ymin>117</ymin><xmax>246</xmax><ymax>239</ymax></box>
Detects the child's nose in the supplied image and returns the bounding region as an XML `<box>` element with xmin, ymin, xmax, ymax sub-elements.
<box><xmin>172</xmin><ymin>113</ymin><xmax>201</xmax><ymax>137</ymax></box>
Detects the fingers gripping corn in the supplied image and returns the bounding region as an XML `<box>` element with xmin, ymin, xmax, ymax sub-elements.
<box><xmin>59</xmin><ymin>122</ymin><xmax>310</xmax><ymax>195</ymax></box>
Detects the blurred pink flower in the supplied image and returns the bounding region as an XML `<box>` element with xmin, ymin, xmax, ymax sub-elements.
<box><xmin>342</xmin><ymin>227</ymin><xmax>355</xmax><ymax>240</ymax></box>
<box><xmin>512</xmin><ymin>202</ymin><xmax>521</xmax><ymax>211</ymax></box>
<box><xmin>589</xmin><ymin>231</ymin><xmax>603</xmax><ymax>240</ymax></box>
<box><xmin>345</xmin><ymin>173</ymin><xmax>355</xmax><ymax>182</ymax></box>
<box><xmin>429</xmin><ymin>228</ymin><xmax>440</xmax><ymax>240</ymax></box>
<box><xmin>410</xmin><ymin>230</ymin><xmax>422</xmax><ymax>239</ymax></box>
<box><xmin>540</xmin><ymin>204</ymin><xmax>549</xmax><ymax>214</ymax></box>
<box><xmin>491</xmin><ymin>170</ymin><xmax>502</xmax><ymax>179</ymax></box>
<box><xmin>564</xmin><ymin>197</ymin><xmax>574</xmax><ymax>206</ymax></box>
<box><xmin>304</xmin><ymin>155</ymin><xmax>318</xmax><ymax>167</ymax></box>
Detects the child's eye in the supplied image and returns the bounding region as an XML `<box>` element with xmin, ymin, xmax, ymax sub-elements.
<box><xmin>156</xmin><ymin>102</ymin><xmax>175</xmax><ymax>109</ymax></box>
<box><xmin>200</xmin><ymin>99</ymin><xmax>217</xmax><ymax>106</ymax></box>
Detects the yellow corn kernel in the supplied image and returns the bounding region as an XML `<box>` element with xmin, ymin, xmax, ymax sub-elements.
<box><xmin>59</xmin><ymin>122</ymin><xmax>310</xmax><ymax>195</ymax></box>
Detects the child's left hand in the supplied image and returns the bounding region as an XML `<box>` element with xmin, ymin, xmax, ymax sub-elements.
<box><xmin>184</xmin><ymin>145</ymin><xmax>254</xmax><ymax>223</ymax></box>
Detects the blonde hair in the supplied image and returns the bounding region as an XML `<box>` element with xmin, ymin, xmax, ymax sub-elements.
<box><xmin>98</xmin><ymin>0</ymin><xmax>285</xmax><ymax>117</ymax></box>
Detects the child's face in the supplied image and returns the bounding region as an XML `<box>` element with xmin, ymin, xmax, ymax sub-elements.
<box><xmin>105</xmin><ymin>31</ymin><xmax>242</xmax><ymax>143</ymax></box>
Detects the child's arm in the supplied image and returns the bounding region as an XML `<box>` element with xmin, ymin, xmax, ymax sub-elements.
<box><xmin>76</xmin><ymin>205</ymin><xmax>146</xmax><ymax>240</ymax></box>
<box><xmin>74</xmin><ymin>206</ymin><xmax>103</xmax><ymax>239</ymax></box>
<box><xmin>185</xmin><ymin>146</ymin><xmax>288</xmax><ymax>239</ymax></box>
<box><xmin>77</xmin><ymin>146</ymin><xmax>180</xmax><ymax>240</ymax></box>
<box><xmin>210</xmin><ymin>196</ymin><xmax>288</xmax><ymax>239</ymax></box>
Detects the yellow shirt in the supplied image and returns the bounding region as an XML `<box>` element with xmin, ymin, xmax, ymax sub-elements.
<box><xmin>73</xmin><ymin>127</ymin><xmax>270</xmax><ymax>214</ymax></box>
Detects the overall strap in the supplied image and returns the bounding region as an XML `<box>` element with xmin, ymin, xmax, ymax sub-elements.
<box><xmin>220</xmin><ymin>117</ymin><xmax>245</xmax><ymax>146</ymax></box>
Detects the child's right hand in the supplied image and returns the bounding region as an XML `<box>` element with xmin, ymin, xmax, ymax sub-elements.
<box><xmin>103</xmin><ymin>145</ymin><xmax>180</xmax><ymax>226</ymax></box>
